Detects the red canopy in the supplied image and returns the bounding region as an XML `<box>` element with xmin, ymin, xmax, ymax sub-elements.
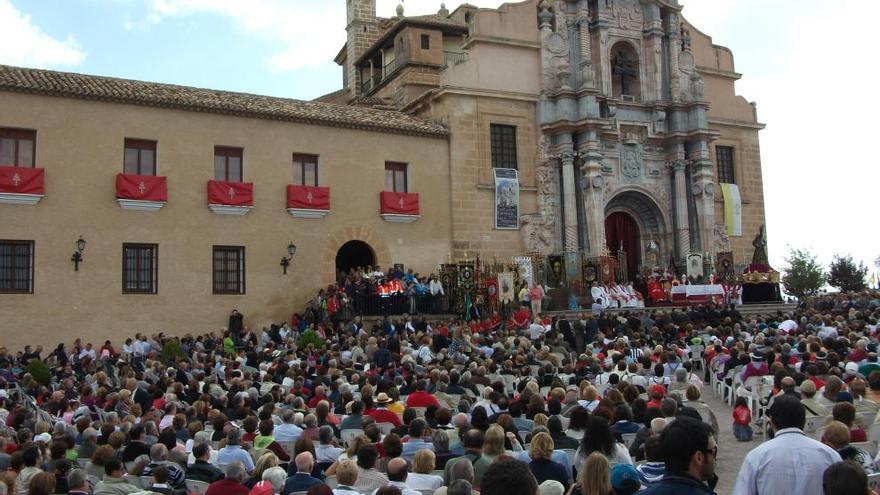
<box><xmin>0</xmin><ymin>166</ymin><xmax>44</xmax><ymax>195</ymax></box>
<box><xmin>116</xmin><ymin>174</ymin><xmax>167</xmax><ymax>202</ymax></box>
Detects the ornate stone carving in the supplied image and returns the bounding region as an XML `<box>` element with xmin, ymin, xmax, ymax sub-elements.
<box><xmin>521</xmin><ymin>136</ymin><xmax>558</xmax><ymax>254</ymax></box>
<box><xmin>612</xmin><ymin>0</ymin><xmax>644</xmax><ymax>30</ymax></box>
<box><xmin>681</xmin><ymin>26</ymin><xmax>692</xmax><ymax>52</ymax></box>
<box><xmin>592</xmin><ymin>175</ymin><xmax>605</xmax><ymax>189</ymax></box>
<box><xmin>713</xmin><ymin>224</ymin><xmax>731</xmax><ymax>253</ymax></box>
<box><xmin>620</xmin><ymin>144</ymin><xmax>642</xmax><ymax>179</ymax></box>
<box><xmin>689</xmin><ymin>72</ymin><xmax>704</xmax><ymax>100</ymax></box>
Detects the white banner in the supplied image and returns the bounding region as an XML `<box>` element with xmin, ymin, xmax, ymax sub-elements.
<box><xmin>720</xmin><ymin>183</ymin><xmax>742</xmax><ymax>236</ymax></box>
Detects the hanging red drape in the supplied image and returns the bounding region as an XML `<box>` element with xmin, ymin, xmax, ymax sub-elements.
<box><xmin>605</xmin><ymin>212</ymin><xmax>640</xmax><ymax>282</ymax></box>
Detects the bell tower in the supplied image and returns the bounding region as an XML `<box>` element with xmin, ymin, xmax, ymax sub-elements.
<box><xmin>346</xmin><ymin>0</ymin><xmax>378</xmax><ymax>99</ymax></box>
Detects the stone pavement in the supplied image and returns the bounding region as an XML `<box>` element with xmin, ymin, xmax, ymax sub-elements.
<box><xmin>699</xmin><ymin>383</ymin><xmax>763</xmax><ymax>494</ymax></box>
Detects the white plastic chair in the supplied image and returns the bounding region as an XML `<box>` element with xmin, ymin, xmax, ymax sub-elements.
<box><xmin>621</xmin><ymin>433</ymin><xmax>637</xmax><ymax>448</ymax></box>
<box><xmin>853</xmin><ymin>441</ymin><xmax>879</xmax><ymax>458</ymax></box>
<box><xmin>376</xmin><ymin>423</ymin><xmax>395</xmax><ymax>435</ymax></box>
<box><xmin>185</xmin><ymin>480</ymin><xmax>209</xmax><ymax>495</ymax></box>
<box><xmin>340</xmin><ymin>429</ymin><xmax>364</xmax><ymax>446</ymax></box>
<box><xmin>803</xmin><ymin>415</ymin><xmax>829</xmax><ymax>434</ymax></box>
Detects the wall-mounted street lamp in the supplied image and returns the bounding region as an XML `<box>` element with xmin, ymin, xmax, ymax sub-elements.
<box><xmin>280</xmin><ymin>242</ymin><xmax>296</xmax><ymax>274</ymax></box>
<box><xmin>71</xmin><ymin>236</ymin><xmax>86</xmax><ymax>271</ymax></box>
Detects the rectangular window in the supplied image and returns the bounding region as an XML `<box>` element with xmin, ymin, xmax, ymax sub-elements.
<box><xmin>420</xmin><ymin>34</ymin><xmax>430</xmax><ymax>50</ymax></box>
<box><xmin>0</xmin><ymin>128</ymin><xmax>36</xmax><ymax>168</ymax></box>
<box><xmin>716</xmin><ymin>146</ymin><xmax>735</xmax><ymax>184</ymax></box>
<box><xmin>214</xmin><ymin>146</ymin><xmax>243</xmax><ymax>182</ymax></box>
<box><xmin>213</xmin><ymin>246</ymin><xmax>245</xmax><ymax>295</ymax></box>
<box><xmin>0</xmin><ymin>240</ymin><xmax>34</xmax><ymax>294</ymax></box>
<box><xmin>122</xmin><ymin>243</ymin><xmax>158</xmax><ymax>294</ymax></box>
<box><xmin>292</xmin><ymin>153</ymin><xmax>319</xmax><ymax>187</ymax></box>
<box><xmin>490</xmin><ymin>124</ymin><xmax>518</xmax><ymax>169</ymax></box>
<box><xmin>123</xmin><ymin>139</ymin><xmax>157</xmax><ymax>176</ymax></box>
<box><xmin>385</xmin><ymin>162</ymin><xmax>408</xmax><ymax>192</ymax></box>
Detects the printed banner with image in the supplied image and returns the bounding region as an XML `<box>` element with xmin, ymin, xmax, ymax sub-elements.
<box><xmin>513</xmin><ymin>256</ymin><xmax>533</xmax><ymax>287</ymax></box>
<box><xmin>494</xmin><ymin>168</ymin><xmax>519</xmax><ymax>229</ymax></box>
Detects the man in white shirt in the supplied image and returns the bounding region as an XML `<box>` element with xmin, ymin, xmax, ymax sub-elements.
<box><xmin>528</xmin><ymin>317</ymin><xmax>547</xmax><ymax>341</ymax></box>
<box><xmin>732</xmin><ymin>395</ymin><xmax>841</xmax><ymax>495</ymax></box>
<box><xmin>315</xmin><ymin>426</ymin><xmax>344</xmax><ymax>464</ymax></box>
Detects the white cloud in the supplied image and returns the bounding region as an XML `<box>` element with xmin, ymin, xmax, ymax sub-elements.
<box><xmin>132</xmin><ymin>1</ymin><xmax>506</xmax><ymax>72</ymax></box>
<box><xmin>0</xmin><ymin>0</ymin><xmax>85</xmax><ymax>67</ymax></box>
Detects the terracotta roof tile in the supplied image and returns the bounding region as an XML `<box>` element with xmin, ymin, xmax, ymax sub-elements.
<box><xmin>0</xmin><ymin>65</ymin><xmax>448</xmax><ymax>138</ymax></box>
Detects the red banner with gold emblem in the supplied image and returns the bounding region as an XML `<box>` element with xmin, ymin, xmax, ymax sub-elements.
<box><xmin>116</xmin><ymin>174</ymin><xmax>167</xmax><ymax>201</ymax></box>
<box><xmin>380</xmin><ymin>191</ymin><xmax>419</xmax><ymax>215</ymax></box>
<box><xmin>0</xmin><ymin>166</ymin><xmax>44</xmax><ymax>194</ymax></box>
<box><xmin>208</xmin><ymin>180</ymin><xmax>254</xmax><ymax>206</ymax></box>
<box><xmin>287</xmin><ymin>185</ymin><xmax>330</xmax><ymax>210</ymax></box>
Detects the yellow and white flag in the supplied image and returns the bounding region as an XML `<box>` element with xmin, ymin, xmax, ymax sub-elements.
<box><xmin>720</xmin><ymin>183</ymin><xmax>742</xmax><ymax>236</ymax></box>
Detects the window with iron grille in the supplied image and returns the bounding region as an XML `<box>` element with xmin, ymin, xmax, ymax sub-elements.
<box><xmin>385</xmin><ymin>162</ymin><xmax>408</xmax><ymax>192</ymax></box>
<box><xmin>490</xmin><ymin>124</ymin><xmax>517</xmax><ymax>169</ymax></box>
<box><xmin>0</xmin><ymin>240</ymin><xmax>34</xmax><ymax>294</ymax></box>
<box><xmin>0</xmin><ymin>128</ymin><xmax>36</xmax><ymax>167</ymax></box>
<box><xmin>716</xmin><ymin>146</ymin><xmax>735</xmax><ymax>184</ymax></box>
<box><xmin>123</xmin><ymin>139</ymin><xmax>157</xmax><ymax>176</ymax></box>
<box><xmin>421</xmin><ymin>34</ymin><xmax>430</xmax><ymax>50</ymax></box>
<box><xmin>122</xmin><ymin>243</ymin><xmax>158</xmax><ymax>294</ymax></box>
<box><xmin>213</xmin><ymin>246</ymin><xmax>245</xmax><ymax>295</ymax></box>
<box><xmin>214</xmin><ymin>146</ymin><xmax>243</xmax><ymax>182</ymax></box>
<box><xmin>293</xmin><ymin>154</ymin><xmax>319</xmax><ymax>186</ymax></box>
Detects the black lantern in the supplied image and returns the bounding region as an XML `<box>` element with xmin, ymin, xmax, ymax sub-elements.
<box><xmin>280</xmin><ymin>242</ymin><xmax>296</xmax><ymax>274</ymax></box>
<box><xmin>71</xmin><ymin>236</ymin><xmax>86</xmax><ymax>271</ymax></box>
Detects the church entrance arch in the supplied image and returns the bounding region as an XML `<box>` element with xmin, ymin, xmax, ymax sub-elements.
<box><xmin>335</xmin><ymin>240</ymin><xmax>376</xmax><ymax>275</ymax></box>
<box><xmin>605</xmin><ymin>212</ymin><xmax>640</xmax><ymax>282</ymax></box>
<box><xmin>604</xmin><ymin>190</ymin><xmax>668</xmax><ymax>282</ymax></box>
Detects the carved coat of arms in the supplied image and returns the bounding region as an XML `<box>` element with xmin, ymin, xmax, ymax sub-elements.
<box><xmin>620</xmin><ymin>145</ymin><xmax>641</xmax><ymax>179</ymax></box>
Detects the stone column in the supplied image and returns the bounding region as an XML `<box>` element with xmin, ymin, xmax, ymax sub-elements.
<box><xmin>580</xmin><ymin>132</ymin><xmax>605</xmax><ymax>257</ymax></box>
<box><xmin>689</xmin><ymin>140</ymin><xmax>716</xmax><ymax>257</ymax></box>
<box><xmin>670</xmin><ymin>159</ymin><xmax>690</xmax><ymax>261</ymax></box>
<box><xmin>560</xmin><ymin>146</ymin><xmax>579</xmax><ymax>251</ymax></box>
<box><xmin>576</xmin><ymin>3</ymin><xmax>593</xmax><ymax>89</ymax></box>
<box><xmin>666</xmin><ymin>11</ymin><xmax>681</xmax><ymax>101</ymax></box>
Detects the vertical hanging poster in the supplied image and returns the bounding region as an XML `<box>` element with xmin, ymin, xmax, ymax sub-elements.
<box><xmin>494</xmin><ymin>168</ymin><xmax>519</xmax><ymax>229</ymax></box>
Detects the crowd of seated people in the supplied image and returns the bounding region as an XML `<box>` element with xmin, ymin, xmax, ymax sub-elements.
<box><xmin>0</xmin><ymin>290</ymin><xmax>879</xmax><ymax>495</ymax></box>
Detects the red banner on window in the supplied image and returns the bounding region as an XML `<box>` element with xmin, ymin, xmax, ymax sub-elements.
<box><xmin>380</xmin><ymin>191</ymin><xmax>419</xmax><ymax>215</ymax></box>
<box><xmin>0</xmin><ymin>166</ymin><xmax>44</xmax><ymax>195</ymax></box>
<box><xmin>116</xmin><ymin>174</ymin><xmax>167</xmax><ymax>202</ymax></box>
<box><xmin>287</xmin><ymin>185</ymin><xmax>330</xmax><ymax>210</ymax></box>
<box><xmin>208</xmin><ymin>180</ymin><xmax>254</xmax><ymax>206</ymax></box>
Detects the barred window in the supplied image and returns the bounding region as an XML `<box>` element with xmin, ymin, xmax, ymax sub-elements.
<box><xmin>122</xmin><ymin>244</ymin><xmax>158</xmax><ymax>294</ymax></box>
<box><xmin>716</xmin><ymin>146</ymin><xmax>735</xmax><ymax>184</ymax></box>
<box><xmin>0</xmin><ymin>240</ymin><xmax>34</xmax><ymax>294</ymax></box>
<box><xmin>490</xmin><ymin>124</ymin><xmax>517</xmax><ymax>169</ymax></box>
<box><xmin>213</xmin><ymin>246</ymin><xmax>245</xmax><ymax>295</ymax></box>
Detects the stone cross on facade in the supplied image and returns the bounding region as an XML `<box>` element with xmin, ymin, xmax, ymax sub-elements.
<box><xmin>612</xmin><ymin>53</ymin><xmax>637</xmax><ymax>95</ymax></box>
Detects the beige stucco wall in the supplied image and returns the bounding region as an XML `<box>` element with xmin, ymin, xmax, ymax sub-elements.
<box><xmin>0</xmin><ymin>92</ymin><xmax>451</xmax><ymax>349</ymax></box>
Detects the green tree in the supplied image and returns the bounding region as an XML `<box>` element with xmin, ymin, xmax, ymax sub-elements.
<box><xmin>828</xmin><ymin>254</ymin><xmax>868</xmax><ymax>292</ymax></box>
<box><xmin>26</xmin><ymin>359</ymin><xmax>52</xmax><ymax>387</ymax></box>
<box><xmin>159</xmin><ymin>339</ymin><xmax>186</xmax><ymax>366</ymax></box>
<box><xmin>781</xmin><ymin>247</ymin><xmax>826</xmax><ymax>298</ymax></box>
<box><xmin>298</xmin><ymin>329</ymin><xmax>323</xmax><ymax>349</ymax></box>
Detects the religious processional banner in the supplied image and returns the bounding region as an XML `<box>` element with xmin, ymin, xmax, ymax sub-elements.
<box><xmin>513</xmin><ymin>256</ymin><xmax>533</xmax><ymax>287</ymax></box>
<box><xmin>208</xmin><ymin>180</ymin><xmax>254</xmax><ymax>206</ymax></box>
<box><xmin>494</xmin><ymin>168</ymin><xmax>519</xmax><ymax>229</ymax></box>
<box><xmin>498</xmin><ymin>271</ymin><xmax>515</xmax><ymax>303</ymax></box>
<box><xmin>564</xmin><ymin>252</ymin><xmax>583</xmax><ymax>295</ymax></box>
<box><xmin>720</xmin><ymin>183</ymin><xmax>742</xmax><ymax>236</ymax></box>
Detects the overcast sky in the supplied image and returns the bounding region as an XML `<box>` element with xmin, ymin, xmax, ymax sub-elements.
<box><xmin>2</xmin><ymin>0</ymin><xmax>877</xmax><ymax>279</ymax></box>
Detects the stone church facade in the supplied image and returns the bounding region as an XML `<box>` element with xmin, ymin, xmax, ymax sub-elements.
<box><xmin>0</xmin><ymin>0</ymin><xmax>765</xmax><ymax>348</ymax></box>
<box><xmin>331</xmin><ymin>0</ymin><xmax>765</xmax><ymax>277</ymax></box>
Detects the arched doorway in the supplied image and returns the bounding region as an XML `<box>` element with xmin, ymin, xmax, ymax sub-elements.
<box><xmin>335</xmin><ymin>240</ymin><xmax>376</xmax><ymax>276</ymax></box>
<box><xmin>605</xmin><ymin>212</ymin><xmax>640</xmax><ymax>282</ymax></box>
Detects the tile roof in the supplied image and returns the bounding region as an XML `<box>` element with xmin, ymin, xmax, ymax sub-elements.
<box><xmin>0</xmin><ymin>65</ymin><xmax>448</xmax><ymax>138</ymax></box>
